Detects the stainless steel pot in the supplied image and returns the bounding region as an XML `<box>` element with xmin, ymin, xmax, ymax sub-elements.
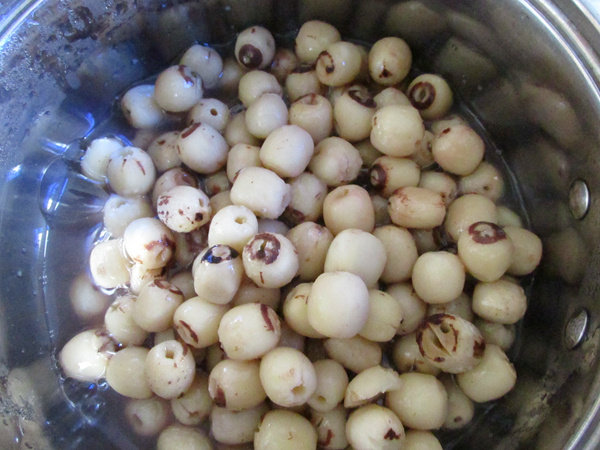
<box><xmin>1</xmin><ymin>0</ymin><xmax>600</xmax><ymax>448</ymax></box>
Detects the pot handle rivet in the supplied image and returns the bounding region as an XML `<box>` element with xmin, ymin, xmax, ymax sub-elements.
<box><xmin>564</xmin><ymin>308</ymin><xmax>589</xmax><ymax>350</ymax></box>
<box><xmin>568</xmin><ymin>179</ymin><xmax>590</xmax><ymax>220</ymax></box>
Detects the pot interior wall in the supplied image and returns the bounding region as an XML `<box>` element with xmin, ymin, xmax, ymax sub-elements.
<box><xmin>1</xmin><ymin>0</ymin><xmax>599</xmax><ymax>448</ymax></box>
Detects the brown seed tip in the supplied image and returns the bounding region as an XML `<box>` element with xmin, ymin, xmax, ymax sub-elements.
<box><xmin>408</xmin><ymin>81</ymin><xmax>436</xmax><ymax>110</ymax></box>
<box><xmin>238</xmin><ymin>44</ymin><xmax>263</xmax><ymax>69</ymax></box>
<box><xmin>468</xmin><ymin>221</ymin><xmax>506</xmax><ymax>244</ymax></box>
<box><xmin>247</xmin><ymin>233</ymin><xmax>281</xmax><ymax>264</ymax></box>
<box><xmin>384</xmin><ymin>428</ymin><xmax>401</xmax><ymax>440</ymax></box>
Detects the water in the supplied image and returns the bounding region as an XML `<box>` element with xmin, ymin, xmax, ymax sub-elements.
<box><xmin>34</xmin><ymin>47</ymin><xmax>533</xmax><ymax>450</ymax></box>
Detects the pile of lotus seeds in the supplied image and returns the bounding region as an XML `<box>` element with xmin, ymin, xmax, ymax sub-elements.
<box><xmin>59</xmin><ymin>19</ymin><xmax>543</xmax><ymax>450</ymax></box>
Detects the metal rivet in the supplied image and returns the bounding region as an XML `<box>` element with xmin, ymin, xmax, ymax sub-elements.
<box><xmin>569</xmin><ymin>179</ymin><xmax>590</xmax><ymax>220</ymax></box>
<box><xmin>564</xmin><ymin>308</ymin><xmax>589</xmax><ymax>350</ymax></box>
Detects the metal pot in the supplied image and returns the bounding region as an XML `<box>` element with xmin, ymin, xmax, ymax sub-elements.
<box><xmin>1</xmin><ymin>0</ymin><xmax>599</xmax><ymax>448</ymax></box>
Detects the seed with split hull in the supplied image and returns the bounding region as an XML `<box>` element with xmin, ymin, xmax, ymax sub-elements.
<box><xmin>177</xmin><ymin>121</ymin><xmax>229</xmax><ymax>174</ymax></box>
<box><xmin>208</xmin><ymin>359</ymin><xmax>266</xmax><ymax>410</ymax></box>
<box><xmin>230</xmin><ymin>166</ymin><xmax>291</xmax><ymax>219</ymax></box>
<box><xmin>458</xmin><ymin>221</ymin><xmax>514</xmax><ymax>282</ymax></box>
<box><xmin>283</xmin><ymin>282</ymin><xmax>325</xmax><ymax>339</ymax></box>
<box><xmin>307</xmin><ymin>271</ymin><xmax>370</xmax><ymax>339</ymax></box>
<box><xmin>289</xmin><ymin>94</ymin><xmax>334</xmax><ymax>144</ymax></box>
<box><xmin>208</xmin><ymin>204</ymin><xmax>258</xmax><ymax>253</ymax></box>
<box><xmin>472</xmin><ymin>277</ymin><xmax>527</xmax><ymax>324</ymax></box>
<box><xmin>156</xmin><ymin>425</ymin><xmax>211</xmax><ymax>450</ymax></box>
<box><xmin>416</xmin><ymin>313</ymin><xmax>485</xmax><ymax>373</ymax></box>
<box><xmin>217</xmin><ymin>303</ymin><xmax>281</xmax><ymax>360</ymax></box>
<box><xmin>180</xmin><ymin>44</ymin><xmax>223</xmax><ymax>90</ymax></box>
<box><xmin>407</xmin><ymin>74</ymin><xmax>453</xmax><ymax>120</ymax></box>
<box><xmin>153</xmin><ymin>65</ymin><xmax>203</xmax><ymax>113</ymax></box>
<box><xmin>124</xmin><ymin>397</ymin><xmax>170</xmax><ymax>437</ymax></box>
<box><xmin>456</xmin><ymin>344</ymin><xmax>517</xmax><ymax>402</ymax></box>
<box><xmin>316</xmin><ymin>41</ymin><xmax>362</xmax><ymax>87</ymax></box>
<box><xmin>235</xmin><ymin>26</ymin><xmax>276</xmax><ymax>70</ymax></box>
<box><xmin>156</xmin><ymin>185</ymin><xmax>211</xmax><ymax>233</ymax></box>
<box><xmin>307</xmin><ymin>359</ymin><xmax>348</xmax><ymax>412</ymax></box>
<box><xmin>404</xmin><ymin>431</ymin><xmax>443</xmax><ymax>450</ymax></box>
<box><xmin>370</xmin><ymin>104</ymin><xmax>424</xmax><ymax>157</ymax></box>
<box><xmin>211</xmin><ymin>403</ymin><xmax>269</xmax><ymax>445</ymax></box>
<box><xmin>173</xmin><ymin>296</ymin><xmax>228</xmax><ymax>348</ymax></box>
<box><xmin>132</xmin><ymin>280</ymin><xmax>184</xmax><ymax>332</ymax></box>
<box><xmin>368</xmin><ymin>36</ymin><xmax>412</xmax><ymax>86</ymax></box>
<box><xmin>333</xmin><ymin>86</ymin><xmax>377</xmax><ymax>142</ymax></box>
<box><xmin>344</xmin><ymin>365</ymin><xmax>402</xmax><ymax>408</ymax></box>
<box><xmin>89</xmin><ymin>238</ymin><xmax>131</xmax><ymax>289</ymax></box>
<box><xmin>311</xmin><ymin>405</ymin><xmax>349</xmax><ymax>449</ymax></box>
<box><xmin>144</xmin><ymin>340</ymin><xmax>195</xmax><ymax>399</ymax></box>
<box><xmin>411</xmin><ymin>251</ymin><xmax>465</xmax><ymax>304</ymax></box>
<box><xmin>106</xmin><ymin>346</ymin><xmax>152</xmax><ymax>399</ymax></box>
<box><xmin>388</xmin><ymin>186</ymin><xmax>446</xmax><ymax>230</ymax></box>
<box><xmin>193</xmin><ymin>244</ymin><xmax>244</xmax><ymax>305</ymax></box>
<box><xmin>59</xmin><ymin>329</ymin><xmax>115</xmax><ymax>382</ymax></box>
<box><xmin>285</xmin><ymin>67</ymin><xmax>323</xmax><ymax>102</ymax></box>
<box><xmin>242</xmin><ymin>232</ymin><xmax>299</xmax><ymax>288</ymax></box>
<box><xmin>295</xmin><ymin>20</ymin><xmax>341</xmax><ymax>64</ymax></box>
<box><xmin>259</xmin><ymin>346</ymin><xmax>317</xmax><ymax>407</ymax></box>
<box><xmin>170</xmin><ymin>373</ymin><xmax>212</xmax><ymax>426</ymax></box>
<box><xmin>107</xmin><ymin>146</ymin><xmax>156</xmax><ymax>197</ymax></box>
<box><xmin>369</xmin><ymin>155</ymin><xmax>420</xmax><ymax>198</ymax></box>
<box><xmin>386</xmin><ymin>372</ymin><xmax>448</xmax><ymax>430</ymax></box>
<box><xmin>123</xmin><ymin>217</ymin><xmax>175</xmax><ymax>270</ymax></box>
<box><xmin>254</xmin><ymin>410</ymin><xmax>317</xmax><ymax>450</ymax></box>
<box><xmin>346</xmin><ymin>404</ymin><xmax>405</xmax><ymax>450</ymax></box>
<box><xmin>431</xmin><ymin>124</ymin><xmax>485</xmax><ymax>176</ymax></box>
<box><xmin>120</xmin><ymin>84</ymin><xmax>165</xmax><ymax>129</ymax></box>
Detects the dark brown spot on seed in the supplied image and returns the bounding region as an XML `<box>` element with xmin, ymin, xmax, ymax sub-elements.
<box><xmin>238</xmin><ymin>44</ymin><xmax>263</xmax><ymax>68</ymax></box>
<box><xmin>247</xmin><ymin>233</ymin><xmax>281</xmax><ymax>264</ymax></box>
<box><xmin>318</xmin><ymin>51</ymin><xmax>335</xmax><ymax>74</ymax></box>
<box><xmin>293</xmin><ymin>64</ymin><xmax>314</xmax><ymax>74</ymax></box>
<box><xmin>384</xmin><ymin>428</ymin><xmax>401</xmax><ymax>440</ymax></box>
<box><xmin>181</xmin><ymin>122</ymin><xmax>201</xmax><ymax>139</ymax></box>
<box><xmin>174</xmin><ymin>169</ymin><xmax>198</xmax><ymax>187</ymax></box>
<box><xmin>473</xmin><ymin>338</ymin><xmax>486</xmax><ymax>358</ymax></box>
<box><xmin>195</xmin><ymin>212</ymin><xmax>204</xmax><ymax>221</ymax></box>
<box><xmin>178</xmin><ymin>320</ymin><xmax>199</xmax><ymax>343</ymax></box>
<box><xmin>319</xmin><ymin>429</ymin><xmax>334</xmax><ymax>446</ymax></box>
<box><xmin>283</xmin><ymin>207</ymin><xmax>306</xmax><ymax>225</ymax></box>
<box><xmin>348</xmin><ymin>89</ymin><xmax>376</xmax><ymax>108</ymax></box>
<box><xmin>177</xmin><ymin>65</ymin><xmax>194</xmax><ymax>85</ymax></box>
<box><xmin>158</xmin><ymin>195</ymin><xmax>171</xmax><ymax>206</ymax></box>
<box><xmin>441</xmin><ymin>127</ymin><xmax>451</xmax><ymax>134</ymax></box>
<box><xmin>210</xmin><ymin>108</ymin><xmax>218</xmax><ymax>116</ymax></box>
<box><xmin>370</xmin><ymin>164</ymin><xmax>387</xmax><ymax>190</ymax></box>
<box><xmin>408</xmin><ymin>81</ymin><xmax>436</xmax><ymax>110</ymax></box>
<box><xmin>214</xmin><ymin>386</ymin><xmax>226</xmax><ymax>407</ymax></box>
<box><xmin>144</xmin><ymin>235</ymin><xmax>175</xmax><ymax>251</ymax></box>
<box><xmin>454</xmin><ymin>416</ymin><xmax>463</xmax><ymax>423</ymax></box>
<box><xmin>469</xmin><ymin>221</ymin><xmax>506</xmax><ymax>244</ymax></box>
<box><xmin>202</xmin><ymin>245</ymin><xmax>238</xmax><ymax>264</ymax></box>
<box><xmin>157</xmin><ymin>139</ymin><xmax>166</xmax><ymax>145</ymax></box>
<box><xmin>261</xmin><ymin>304</ymin><xmax>275</xmax><ymax>331</ymax></box>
